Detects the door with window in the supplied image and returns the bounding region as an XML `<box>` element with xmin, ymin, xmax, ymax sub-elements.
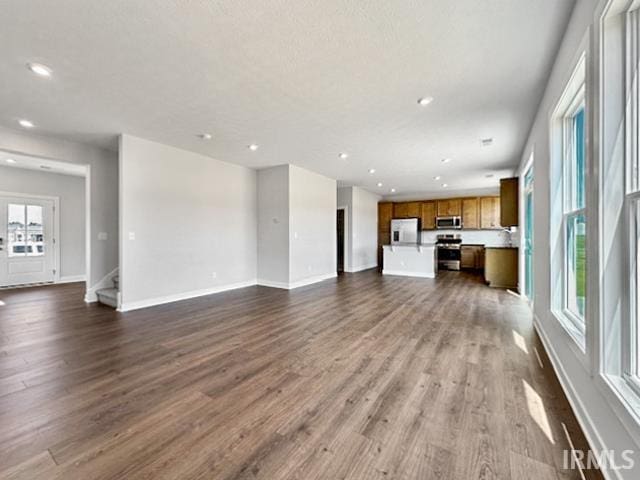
<box><xmin>0</xmin><ymin>196</ymin><xmax>55</xmax><ymax>286</ymax></box>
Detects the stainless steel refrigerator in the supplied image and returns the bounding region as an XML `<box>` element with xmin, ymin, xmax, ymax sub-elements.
<box><xmin>390</xmin><ymin>218</ymin><xmax>420</xmax><ymax>245</ymax></box>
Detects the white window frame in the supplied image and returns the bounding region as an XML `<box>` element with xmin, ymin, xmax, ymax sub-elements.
<box><xmin>624</xmin><ymin>7</ymin><xmax>640</xmax><ymax>395</ymax></box>
<box><xmin>562</xmin><ymin>91</ymin><xmax>587</xmax><ymax>332</ymax></box>
<box><xmin>550</xmin><ymin>54</ymin><xmax>588</xmax><ymax>348</ymax></box>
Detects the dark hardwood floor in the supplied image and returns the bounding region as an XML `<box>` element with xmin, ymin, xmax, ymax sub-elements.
<box><xmin>0</xmin><ymin>271</ymin><xmax>601</xmax><ymax>479</ymax></box>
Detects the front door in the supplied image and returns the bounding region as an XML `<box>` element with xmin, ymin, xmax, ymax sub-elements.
<box><xmin>0</xmin><ymin>196</ymin><xmax>55</xmax><ymax>287</ymax></box>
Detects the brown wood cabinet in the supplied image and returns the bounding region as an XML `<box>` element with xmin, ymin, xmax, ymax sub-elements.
<box><xmin>406</xmin><ymin>202</ymin><xmax>421</xmax><ymax>218</ymax></box>
<box><xmin>461</xmin><ymin>245</ymin><xmax>484</xmax><ymax>269</ymax></box>
<box><xmin>437</xmin><ymin>198</ymin><xmax>462</xmax><ymax>217</ymax></box>
<box><xmin>480</xmin><ymin>196</ymin><xmax>501</xmax><ymax>229</ymax></box>
<box><xmin>421</xmin><ymin>201</ymin><xmax>436</xmax><ymax>230</ymax></box>
<box><xmin>500</xmin><ymin>177</ymin><xmax>519</xmax><ymax>227</ymax></box>
<box><xmin>377</xmin><ymin>203</ymin><xmax>394</xmax><ymax>270</ymax></box>
<box><xmin>378</xmin><ymin>202</ymin><xmax>393</xmax><ymax>233</ymax></box>
<box><xmin>393</xmin><ymin>202</ymin><xmax>408</xmax><ymax>218</ymax></box>
<box><xmin>484</xmin><ymin>247</ymin><xmax>518</xmax><ymax>289</ymax></box>
<box><xmin>461</xmin><ymin>197</ymin><xmax>480</xmax><ymax>229</ymax></box>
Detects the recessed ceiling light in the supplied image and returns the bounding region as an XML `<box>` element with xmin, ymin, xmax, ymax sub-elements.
<box><xmin>368</xmin><ymin>168</ymin><xmax>376</xmax><ymax>174</ymax></box>
<box><xmin>485</xmin><ymin>173</ymin><xmax>495</xmax><ymax>178</ymax></box>
<box><xmin>481</xmin><ymin>138</ymin><xmax>494</xmax><ymax>146</ymax></box>
<box><xmin>441</xmin><ymin>158</ymin><xmax>451</xmax><ymax>163</ymax></box>
<box><xmin>442</xmin><ymin>183</ymin><xmax>448</xmax><ymax>188</ymax></box>
<box><xmin>18</xmin><ymin>119</ymin><xmax>34</xmax><ymax>128</ymax></box>
<box><xmin>417</xmin><ymin>96</ymin><xmax>434</xmax><ymax>106</ymax></box>
<box><xmin>6</xmin><ymin>158</ymin><xmax>16</xmax><ymax>164</ymax></box>
<box><xmin>377</xmin><ymin>182</ymin><xmax>383</xmax><ymax>187</ymax></box>
<box><xmin>390</xmin><ymin>188</ymin><xmax>396</xmax><ymax>193</ymax></box>
<box><xmin>433</xmin><ymin>175</ymin><xmax>441</xmax><ymax>180</ymax></box>
<box><xmin>248</xmin><ymin>144</ymin><xmax>259</xmax><ymax>151</ymax></box>
<box><xmin>198</xmin><ymin>133</ymin><xmax>212</xmax><ymax>140</ymax></box>
<box><xmin>339</xmin><ymin>152</ymin><xmax>349</xmax><ymax>160</ymax></box>
<box><xmin>27</xmin><ymin>62</ymin><xmax>52</xmax><ymax>77</ymax></box>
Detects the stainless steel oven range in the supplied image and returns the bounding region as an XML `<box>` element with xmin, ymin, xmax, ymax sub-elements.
<box><xmin>436</xmin><ymin>234</ymin><xmax>462</xmax><ymax>271</ymax></box>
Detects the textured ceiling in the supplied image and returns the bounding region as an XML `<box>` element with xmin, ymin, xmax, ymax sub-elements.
<box><xmin>0</xmin><ymin>0</ymin><xmax>575</xmax><ymax>197</ymax></box>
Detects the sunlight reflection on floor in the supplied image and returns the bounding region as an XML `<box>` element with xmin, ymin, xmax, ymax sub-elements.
<box><xmin>523</xmin><ymin>379</ymin><xmax>555</xmax><ymax>444</ymax></box>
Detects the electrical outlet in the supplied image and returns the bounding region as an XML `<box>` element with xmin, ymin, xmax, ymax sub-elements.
<box><xmin>98</xmin><ymin>232</ymin><xmax>108</xmax><ymax>241</ymax></box>
<box><xmin>212</xmin><ymin>272</ymin><xmax>217</xmax><ymax>279</ymax></box>
<box><xmin>307</xmin><ymin>265</ymin><xmax>312</xmax><ymax>272</ymax></box>
<box><xmin>128</xmin><ymin>232</ymin><xmax>136</xmax><ymax>240</ymax></box>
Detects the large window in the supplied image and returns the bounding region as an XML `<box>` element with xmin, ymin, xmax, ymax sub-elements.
<box><xmin>523</xmin><ymin>163</ymin><xmax>534</xmax><ymax>302</ymax></box>
<box><xmin>551</xmin><ymin>55</ymin><xmax>587</xmax><ymax>342</ymax></box>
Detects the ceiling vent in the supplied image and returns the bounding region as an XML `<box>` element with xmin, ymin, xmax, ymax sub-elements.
<box><xmin>481</xmin><ymin>138</ymin><xmax>493</xmax><ymax>147</ymax></box>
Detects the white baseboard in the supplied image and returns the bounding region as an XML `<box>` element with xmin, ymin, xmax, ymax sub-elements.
<box><xmin>84</xmin><ymin>267</ymin><xmax>119</xmax><ymax>303</ymax></box>
<box><xmin>533</xmin><ymin>315</ymin><xmax>620</xmax><ymax>480</ymax></box>
<box><xmin>345</xmin><ymin>262</ymin><xmax>378</xmax><ymax>273</ymax></box>
<box><xmin>57</xmin><ymin>275</ymin><xmax>86</xmax><ymax>284</ymax></box>
<box><xmin>118</xmin><ymin>279</ymin><xmax>257</xmax><ymax>312</ymax></box>
<box><xmin>382</xmin><ymin>269</ymin><xmax>435</xmax><ymax>278</ymax></box>
<box><xmin>256</xmin><ymin>278</ymin><xmax>290</xmax><ymax>289</ymax></box>
<box><xmin>258</xmin><ymin>272</ymin><xmax>338</xmax><ymax>290</ymax></box>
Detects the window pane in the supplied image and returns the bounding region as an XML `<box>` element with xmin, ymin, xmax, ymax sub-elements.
<box><xmin>525</xmin><ymin>190</ymin><xmax>534</xmax><ymax>300</ymax></box>
<box><xmin>26</xmin><ymin>205</ymin><xmax>44</xmax><ymax>257</ymax></box>
<box><xmin>8</xmin><ymin>204</ymin><xmax>26</xmax><ymax>257</ymax></box>
<box><xmin>567</xmin><ymin>213</ymin><xmax>587</xmax><ymax>319</ymax></box>
<box><xmin>572</xmin><ymin>107</ymin><xmax>586</xmax><ymax>210</ymax></box>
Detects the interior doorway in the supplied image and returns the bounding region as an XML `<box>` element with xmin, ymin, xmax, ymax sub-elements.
<box><xmin>0</xmin><ymin>195</ymin><xmax>57</xmax><ymax>286</ymax></box>
<box><xmin>337</xmin><ymin>208</ymin><xmax>345</xmax><ymax>274</ymax></box>
<box><xmin>0</xmin><ymin>150</ymin><xmax>88</xmax><ymax>291</ymax></box>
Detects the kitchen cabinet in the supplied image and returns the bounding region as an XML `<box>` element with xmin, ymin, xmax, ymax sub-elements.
<box><xmin>393</xmin><ymin>202</ymin><xmax>409</xmax><ymax>218</ymax></box>
<box><xmin>461</xmin><ymin>245</ymin><xmax>484</xmax><ymax>269</ymax></box>
<box><xmin>437</xmin><ymin>198</ymin><xmax>462</xmax><ymax>217</ymax></box>
<box><xmin>500</xmin><ymin>177</ymin><xmax>519</xmax><ymax>227</ymax></box>
<box><xmin>406</xmin><ymin>202</ymin><xmax>421</xmax><ymax>218</ymax></box>
<box><xmin>421</xmin><ymin>201</ymin><xmax>436</xmax><ymax>230</ymax></box>
<box><xmin>461</xmin><ymin>197</ymin><xmax>480</xmax><ymax>229</ymax></box>
<box><xmin>480</xmin><ymin>196</ymin><xmax>501</xmax><ymax>229</ymax></box>
<box><xmin>378</xmin><ymin>202</ymin><xmax>393</xmax><ymax>232</ymax></box>
<box><xmin>484</xmin><ymin>247</ymin><xmax>518</xmax><ymax>289</ymax></box>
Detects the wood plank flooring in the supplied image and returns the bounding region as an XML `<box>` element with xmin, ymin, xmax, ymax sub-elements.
<box><xmin>0</xmin><ymin>270</ymin><xmax>602</xmax><ymax>479</ymax></box>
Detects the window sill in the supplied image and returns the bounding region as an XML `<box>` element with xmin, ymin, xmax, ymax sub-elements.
<box><xmin>599</xmin><ymin>374</ymin><xmax>640</xmax><ymax>447</ymax></box>
<box><xmin>551</xmin><ymin>308</ymin><xmax>586</xmax><ymax>353</ymax></box>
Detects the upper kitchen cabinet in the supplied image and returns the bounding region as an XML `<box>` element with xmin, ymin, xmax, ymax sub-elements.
<box><xmin>500</xmin><ymin>177</ymin><xmax>519</xmax><ymax>227</ymax></box>
<box><xmin>461</xmin><ymin>197</ymin><xmax>480</xmax><ymax>229</ymax></box>
<box><xmin>406</xmin><ymin>202</ymin><xmax>421</xmax><ymax>218</ymax></box>
<box><xmin>393</xmin><ymin>202</ymin><xmax>409</xmax><ymax>218</ymax></box>
<box><xmin>436</xmin><ymin>198</ymin><xmax>462</xmax><ymax>217</ymax></box>
<box><xmin>480</xmin><ymin>196</ymin><xmax>501</xmax><ymax>229</ymax></box>
<box><xmin>393</xmin><ymin>201</ymin><xmax>421</xmax><ymax>219</ymax></box>
<box><xmin>421</xmin><ymin>201</ymin><xmax>436</xmax><ymax>230</ymax></box>
<box><xmin>378</xmin><ymin>202</ymin><xmax>394</xmax><ymax>232</ymax></box>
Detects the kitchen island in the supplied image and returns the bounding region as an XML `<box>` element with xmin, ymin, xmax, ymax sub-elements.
<box><xmin>382</xmin><ymin>243</ymin><xmax>438</xmax><ymax>278</ymax></box>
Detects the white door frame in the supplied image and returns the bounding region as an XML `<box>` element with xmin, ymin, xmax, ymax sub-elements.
<box><xmin>0</xmin><ymin>191</ymin><xmax>60</xmax><ymax>284</ymax></box>
<box><xmin>519</xmin><ymin>150</ymin><xmax>535</xmax><ymax>306</ymax></box>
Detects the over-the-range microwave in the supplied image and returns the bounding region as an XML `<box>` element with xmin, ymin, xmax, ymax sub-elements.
<box><xmin>436</xmin><ymin>216</ymin><xmax>462</xmax><ymax>229</ymax></box>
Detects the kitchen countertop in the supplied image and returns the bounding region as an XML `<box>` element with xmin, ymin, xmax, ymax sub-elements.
<box><xmin>485</xmin><ymin>246</ymin><xmax>518</xmax><ymax>249</ymax></box>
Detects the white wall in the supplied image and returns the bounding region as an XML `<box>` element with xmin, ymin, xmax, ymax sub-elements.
<box><xmin>257</xmin><ymin>166</ymin><xmax>289</xmax><ymax>285</ymax></box>
<box><xmin>338</xmin><ymin>186</ymin><xmax>379</xmax><ymax>272</ymax></box>
<box><xmin>517</xmin><ymin>0</ymin><xmax>640</xmax><ymax>478</ymax></box>
<box><xmin>289</xmin><ymin>165</ymin><xmax>337</xmax><ymax>285</ymax></box>
<box><xmin>0</xmin><ymin>165</ymin><xmax>85</xmax><ymax>279</ymax></box>
<box><xmin>0</xmin><ymin>126</ymin><xmax>118</xmax><ymax>296</ymax></box>
<box><xmin>119</xmin><ymin>134</ymin><xmax>257</xmax><ymax>311</ymax></box>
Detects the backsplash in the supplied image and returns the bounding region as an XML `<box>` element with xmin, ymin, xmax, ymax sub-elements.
<box><xmin>421</xmin><ymin>228</ymin><xmax>518</xmax><ymax>247</ymax></box>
